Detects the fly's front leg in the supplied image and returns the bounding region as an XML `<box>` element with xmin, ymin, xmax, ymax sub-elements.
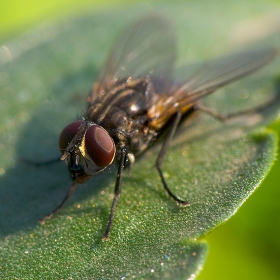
<box><xmin>156</xmin><ymin>111</ymin><xmax>189</xmax><ymax>206</ymax></box>
<box><xmin>21</xmin><ymin>156</ymin><xmax>61</xmax><ymax>166</ymax></box>
<box><xmin>39</xmin><ymin>181</ymin><xmax>77</xmax><ymax>223</ymax></box>
<box><xmin>102</xmin><ymin>148</ymin><xmax>126</xmax><ymax>240</ymax></box>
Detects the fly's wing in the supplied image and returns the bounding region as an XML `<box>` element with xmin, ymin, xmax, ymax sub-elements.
<box><xmin>90</xmin><ymin>15</ymin><xmax>176</xmax><ymax>105</ymax></box>
<box><xmin>149</xmin><ymin>48</ymin><xmax>277</xmax><ymax>128</ymax></box>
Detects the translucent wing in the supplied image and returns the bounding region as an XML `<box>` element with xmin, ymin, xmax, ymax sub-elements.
<box><xmin>175</xmin><ymin>48</ymin><xmax>277</xmax><ymax>101</ymax></box>
<box><xmin>149</xmin><ymin>48</ymin><xmax>277</xmax><ymax>125</ymax></box>
<box><xmin>93</xmin><ymin>15</ymin><xmax>176</xmax><ymax>95</ymax></box>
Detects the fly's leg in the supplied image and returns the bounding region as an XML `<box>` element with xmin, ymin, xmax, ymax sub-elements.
<box><xmin>21</xmin><ymin>156</ymin><xmax>61</xmax><ymax>166</ymax></box>
<box><xmin>39</xmin><ymin>181</ymin><xmax>77</xmax><ymax>223</ymax></box>
<box><xmin>102</xmin><ymin>148</ymin><xmax>126</xmax><ymax>240</ymax></box>
<box><xmin>194</xmin><ymin>96</ymin><xmax>277</xmax><ymax>121</ymax></box>
<box><xmin>156</xmin><ymin>111</ymin><xmax>190</xmax><ymax>206</ymax></box>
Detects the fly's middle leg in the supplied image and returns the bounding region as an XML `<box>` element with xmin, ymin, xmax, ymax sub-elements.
<box><xmin>156</xmin><ymin>111</ymin><xmax>189</xmax><ymax>206</ymax></box>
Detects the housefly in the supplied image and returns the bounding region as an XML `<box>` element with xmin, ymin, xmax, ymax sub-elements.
<box><xmin>41</xmin><ymin>15</ymin><xmax>277</xmax><ymax>239</ymax></box>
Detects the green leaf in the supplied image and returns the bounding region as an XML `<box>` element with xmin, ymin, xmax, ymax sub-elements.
<box><xmin>1</xmin><ymin>2</ymin><xmax>280</xmax><ymax>279</ymax></box>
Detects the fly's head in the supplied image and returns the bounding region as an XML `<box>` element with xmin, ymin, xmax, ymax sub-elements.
<box><xmin>58</xmin><ymin>120</ymin><xmax>116</xmax><ymax>183</ymax></box>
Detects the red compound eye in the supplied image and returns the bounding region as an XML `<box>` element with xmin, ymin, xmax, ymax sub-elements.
<box><xmin>85</xmin><ymin>125</ymin><xmax>116</xmax><ymax>168</ymax></box>
<box><xmin>59</xmin><ymin>120</ymin><xmax>83</xmax><ymax>151</ymax></box>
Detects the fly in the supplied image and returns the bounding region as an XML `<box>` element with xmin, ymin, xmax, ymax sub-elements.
<box><xmin>40</xmin><ymin>15</ymin><xmax>277</xmax><ymax>239</ymax></box>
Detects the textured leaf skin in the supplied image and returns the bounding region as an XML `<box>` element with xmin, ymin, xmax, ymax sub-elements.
<box><xmin>1</xmin><ymin>2</ymin><xmax>280</xmax><ymax>279</ymax></box>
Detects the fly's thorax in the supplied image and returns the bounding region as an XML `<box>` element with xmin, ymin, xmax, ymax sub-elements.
<box><xmin>85</xmin><ymin>77</ymin><xmax>160</xmax><ymax>158</ymax></box>
<box><xmin>86</xmin><ymin>77</ymin><xmax>156</xmax><ymax>126</ymax></box>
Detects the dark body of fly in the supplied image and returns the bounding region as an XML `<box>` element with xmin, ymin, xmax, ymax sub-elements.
<box><xmin>41</xmin><ymin>15</ymin><xmax>278</xmax><ymax>240</ymax></box>
<box><xmin>86</xmin><ymin>78</ymin><xmax>157</xmax><ymax>160</ymax></box>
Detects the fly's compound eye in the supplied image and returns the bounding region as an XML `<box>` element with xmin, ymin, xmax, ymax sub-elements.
<box><xmin>59</xmin><ymin>120</ymin><xmax>83</xmax><ymax>151</ymax></box>
<box><xmin>85</xmin><ymin>125</ymin><xmax>116</xmax><ymax>168</ymax></box>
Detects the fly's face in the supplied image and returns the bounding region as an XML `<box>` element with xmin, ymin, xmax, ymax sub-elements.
<box><xmin>59</xmin><ymin>120</ymin><xmax>116</xmax><ymax>183</ymax></box>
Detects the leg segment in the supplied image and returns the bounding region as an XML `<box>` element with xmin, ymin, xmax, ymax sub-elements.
<box><xmin>194</xmin><ymin>98</ymin><xmax>276</xmax><ymax>122</ymax></box>
<box><xmin>156</xmin><ymin>111</ymin><xmax>189</xmax><ymax>206</ymax></box>
<box><xmin>39</xmin><ymin>181</ymin><xmax>77</xmax><ymax>223</ymax></box>
<box><xmin>102</xmin><ymin>148</ymin><xmax>126</xmax><ymax>240</ymax></box>
<box><xmin>21</xmin><ymin>156</ymin><xmax>61</xmax><ymax>166</ymax></box>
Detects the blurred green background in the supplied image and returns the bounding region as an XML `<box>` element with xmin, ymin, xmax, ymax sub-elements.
<box><xmin>1</xmin><ymin>1</ymin><xmax>280</xmax><ymax>279</ymax></box>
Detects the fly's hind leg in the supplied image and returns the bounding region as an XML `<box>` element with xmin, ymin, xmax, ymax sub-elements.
<box><xmin>156</xmin><ymin>111</ymin><xmax>190</xmax><ymax>206</ymax></box>
<box><xmin>194</xmin><ymin>95</ymin><xmax>277</xmax><ymax>122</ymax></box>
